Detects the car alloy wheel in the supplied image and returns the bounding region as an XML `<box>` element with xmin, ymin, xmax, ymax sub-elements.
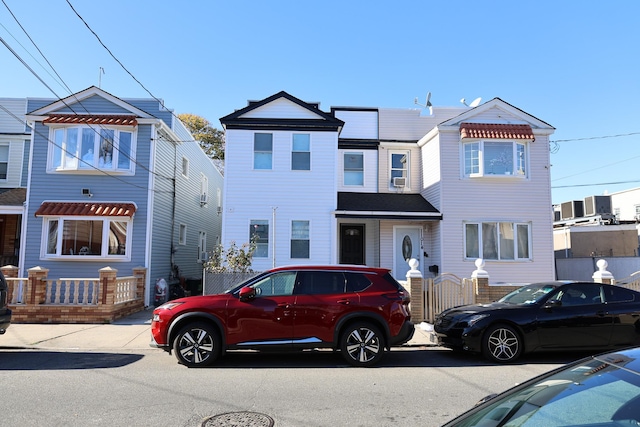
<box><xmin>173</xmin><ymin>322</ymin><xmax>221</xmax><ymax>367</ymax></box>
<box><xmin>340</xmin><ymin>322</ymin><xmax>385</xmax><ymax>367</ymax></box>
<box><xmin>482</xmin><ymin>324</ymin><xmax>522</xmax><ymax>363</ymax></box>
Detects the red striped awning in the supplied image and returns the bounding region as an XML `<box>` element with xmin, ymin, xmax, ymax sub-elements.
<box><xmin>460</xmin><ymin>123</ymin><xmax>534</xmax><ymax>140</ymax></box>
<box><xmin>34</xmin><ymin>202</ymin><xmax>136</xmax><ymax>218</ymax></box>
<box><xmin>43</xmin><ymin>114</ymin><xmax>138</xmax><ymax>126</ymax></box>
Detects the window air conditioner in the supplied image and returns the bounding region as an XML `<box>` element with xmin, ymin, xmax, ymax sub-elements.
<box><xmin>393</xmin><ymin>177</ymin><xmax>406</xmax><ymax>187</ymax></box>
<box><xmin>200</xmin><ymin>194</ymin><xmax>208</xmax><ymax>204</ymax></box>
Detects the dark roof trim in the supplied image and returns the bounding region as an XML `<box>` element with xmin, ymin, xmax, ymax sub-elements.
<box><xmin>220</xmin><ymin>91</ymin><xmax>344</xmax><ymax>131</ymax></box>
<box><xmin>338</xmin><ymin>139</ymin><xmax>379</xmax><ymax>150</ymax></box>
<box><xmin>331</xmin><ymin>107</ymin><xmax>379</xmax><ymax>113</ymax></box>
<box><xmin>336</xmin><ymin>192</ymin><xmax>441</xmax><ymax>220</ymax></box>
<box><xmin>223</xmin><ymin>118</ymin><xmax>343</xmax><ymax>132</ymax></box>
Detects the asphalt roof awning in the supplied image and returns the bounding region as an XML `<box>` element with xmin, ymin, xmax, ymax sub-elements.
<box><xmin>34</xmin><ymin>202</ymin><xmax>137</xmax><ymax>218</ymax></box>
<box><xmin>336</xmin><ymin>192</ymin><xmax>441</xmax><ymax>220</ymax></box>
<box><xmin>43</xmin><ymin>114</ymin><xmax>138</xmax><ymax>126</ymax></box>
<box><xmin>460</xmin><ymin>123</ymin><xmax>534</xmax><ymax>140</ymax></box>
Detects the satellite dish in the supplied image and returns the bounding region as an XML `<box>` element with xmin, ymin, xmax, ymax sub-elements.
<box><xmin>425</xmin><ymin>92</ymin><xmax>432</xmax><ymax>107</ymax></box>
<box><xmin>460</xmin><ymin>98</ymin><xmax>467</xmax><ymax>106</ymax></box>
<box><xmin>469</xmin><ymin>97</ymin><xmax>482</xmax><ymax>107</ymax></box>
<box><xmin>414</xmin><ymin>92</ymin><xmax>433</xmax><ymax>114</ymax></box>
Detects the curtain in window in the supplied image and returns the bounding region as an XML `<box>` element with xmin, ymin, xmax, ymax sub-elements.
<box><xmin>482</xmin><ymin>223</ymin><xmax>498</xmax><ymax>260</ymax></box>
<box><xmin>499</xmin><ymin>223</ymin><xmax>515</xmax><ymax>260</ymax></box>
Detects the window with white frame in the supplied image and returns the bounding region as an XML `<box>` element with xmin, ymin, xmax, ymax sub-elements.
<box><xmin>465</xmin><ymin>221</ymin><xmax>531</xmax><ymax>260</ymax></box>
<box><xmin>292</xmin><ymin>134</ymin><xmax>310</xmax><ymax>170</ymax></box>
<box><xmin>43</xmin><ymin>217</ymin><xmax>130</xmax><ymax>258</ymax></box>
<box><xmin>182</xmin><ymin>157</ymin><xmax>189</xmax><ymax>178</ymax></box>
<box><xmin>463</xmin><ymin>140</ymin><xmax>527</xmax><ymax>177</ymax></box>
<box><xmin>179</xmin><ymin>224</ymin><xmax>187</xmax><ymax>245</ymax></box>
<box><xmin>198</xmin><ymin>231</ymin><xmax>207</xmax><ymax>262</ymax></box>
<box><xmin>250</xmin><ymin>220</ymin><xmax>269</xmax><ymax>257</ymax></box>
<box><xmin>200</xmin><ymin>173</ymin><xmax>208</xmax><ymax>204</ymax></box>
<box><xmin>390</xmin><ymin>151</ymin><xmax>409</xmax><ymax>187</ymax></box>
<box><xmin>0</xmin><ymin>144</ymin><xmax>8</xmax><ymax>180</ymax></box>
<box><xmin>291</xmin><ymin>220</ymin><xmax>310</xmax><ymax>258</ymax></box>
<box><xmin>49</xmin><ymin>126</ymin><xmax>135</xmax><ymax>172</ymax></box>
<box><xmin>344</xmin><ymin>152</ymin><xmax>364</xmax><ymax>185</ymax></box>
<box><xmin>254</xmin><ymin>133</ymin><xmax>273</xmax><ymax>170</ymax></box>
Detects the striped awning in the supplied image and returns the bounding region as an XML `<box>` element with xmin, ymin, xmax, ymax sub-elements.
<box><xmin>34</xmin><ymin>202</ymin><xmax>137</xmax><ymax>218</ymax></box>
<box><xmin>43</xmin><ymin>114</ymin><xmax>138</xmax><ymax>126</ymax></box>
<box><xmin>460</xmin><ymin>123</ymin><xmax>534</xmax><ymax>140</ymax></box>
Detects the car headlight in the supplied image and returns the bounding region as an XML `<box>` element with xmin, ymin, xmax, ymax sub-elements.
<box><xmin>156</xmin><ymin>301</ymin><xmax>184</xmax><ymax>311</ymax></box>
<box><xmin>464</xmin><ymin>314</ymin><xmax>489</xmax><ymax>327</ymax></box>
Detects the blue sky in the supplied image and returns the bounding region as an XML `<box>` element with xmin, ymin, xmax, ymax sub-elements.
<box><xmin>2</xmin><ymin>1</ymin><xmax>639</xmax><ymax>205</ymax></box>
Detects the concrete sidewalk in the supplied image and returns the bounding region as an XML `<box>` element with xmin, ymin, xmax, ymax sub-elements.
<box><xmin>0</xmin><ymin>308</ymin><xmax>436</xmax><ymax>351</ymax></box>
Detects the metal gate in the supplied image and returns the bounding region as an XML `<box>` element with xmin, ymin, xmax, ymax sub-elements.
<box><xmin>425</xmin><ymin>274</ymin><xmax>476</xmax><ymax>322</ymax></box>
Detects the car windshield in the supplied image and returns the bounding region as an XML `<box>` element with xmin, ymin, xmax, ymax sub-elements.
<box><xmin>498</xmin><ymin>284</ymin><xmax>557</xmax><ymax>305</ymax></box>
<box><xmin>449</xmin><ymin>354</ymin><xmax>640</xmax><ymax>427</ymax></box>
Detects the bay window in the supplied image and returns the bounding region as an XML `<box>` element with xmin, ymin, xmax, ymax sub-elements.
<box><xmin>43</xmin><ymin>217</ymin><xmax>130</xmax><ymax>259</ymax></box>
<box><xmin>463</xmin><ymin>140</ymin><xmax>527</xmax><ymax>177</ymax></box>
<box><xmin>465</xmin><ymin>221</ymin><xmax>530</xmax><ymax>261</ymax></box>
<box><xmin>49</xmin><ymin>125</ymin><xmax>135</xmax><ymax>173</ymax></box>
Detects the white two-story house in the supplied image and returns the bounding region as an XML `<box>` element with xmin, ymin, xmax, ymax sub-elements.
<box><xmin>220</xmin><ymin>91</ymin><xmax>555</xmax><ymax>283</ymax></box>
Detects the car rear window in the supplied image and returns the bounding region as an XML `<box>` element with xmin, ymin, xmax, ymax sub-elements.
<box><xmin>345</xmin><ymin>272</ymin><xmax>372</xmax><ymax>292</ymax></box>
<box><xmin>604</xmin><ymin>286</ymin><xmax>637</xmax><ymax>303</ymax></box>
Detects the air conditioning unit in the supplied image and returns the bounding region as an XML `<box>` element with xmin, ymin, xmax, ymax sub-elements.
<box><xmin>393</xmin><ymin>177</ymin><xmax>406</xmax><ymax>187</ymax></box>
<box><xmin>200</xmin><ymin>194</ymin><xmax>208</xmax><ymax>204</ymax></box>
<box><xmin>583</xmin><ymin>195</ymin><xmax>612</xmax><ymax>217</ymax></box>
<box><xmin>560</xmin><ymin>200</ymin><xmax>585</xmax><ymax>220</ymax></box>
<box><xmin>200</xmin><ymin>252</ymin><xmax>208</xmax><ymax>261</ymax></box>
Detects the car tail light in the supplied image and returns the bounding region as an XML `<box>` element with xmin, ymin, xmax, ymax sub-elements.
<box><xmin>381</xmin><ymin>291</ymin><xmax>410</xmax><ymax>303</ymax></box>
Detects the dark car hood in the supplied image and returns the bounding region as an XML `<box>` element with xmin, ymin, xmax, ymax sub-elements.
<box><xmin>439</xmin><ymin>302</ymin><xmax>521</xmax><ymax>317</ymax></box>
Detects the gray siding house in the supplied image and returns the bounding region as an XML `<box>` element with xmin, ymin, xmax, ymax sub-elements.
<box><xmin>21</xmin><ymin>87</ymin><xmax>222</xmax><ymax>305</ymax></box>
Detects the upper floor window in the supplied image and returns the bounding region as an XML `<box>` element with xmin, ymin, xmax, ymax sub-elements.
<box><xmin>50</xmin><ymin>126</ymin><xmax>135</xmax><ymax>173</ymax></box>
<box><xmin>43</xmin><ymin>217</ymin><xmax>130</xmax><ymax>259</ymax></box>
<box><xmin>200</xmin><ymin>174</ymin><xmax>208</xmax><ymax>204</ymax></box>
<box><xmin>182</xmin><ymin>157</ymin><xmax>189</xmax><ymax>177</ymax></box>
<box><xmin>250</xmin><ymin>219</ymin><xmax>269</xmax><ymax>257</ymax></box>
<box><xmin>390</xmin><ymin>151</ymin><xmax>409</xmax><ymax>188</ymax></box>
<box><xmin>292</xmin><ymin>134</ymin><xmax>310</xmax><ymax>170</ymax></box>
<box><xmin>254</xmin><ymin>133</ymin><xmax>273</xmax><ymax>170</ymax></box>
<box><xmin>198</xmin><ymin>231</ymin><xmax>207</xmax><ymax>262</ymax></box>
<box><xmin>344</xmin><ymin>152</ymin><xmax>364</xmax><ymax>185</ymax></box>
<box><xmin>0</xmin><ymin>144</ymin><xmax>8</xmax><ymax>180</ymax></box>
<box><xmin>463</xmin><ymin>141</ymin><xmax>526</xmax><ymax>177</ymax></box>
<box><xmin>465</xmin><ymin>221</ymin><xmax>531</xmax><ymax>261</ymax></box>
<box><xmin>179</xmin><ymin>224</ymin><xmax>187</xmax><ymax>245</ymax></box>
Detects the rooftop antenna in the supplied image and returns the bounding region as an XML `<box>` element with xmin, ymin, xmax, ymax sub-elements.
<box><xmin>98</xmin><ymin>67</ymin><xmax>105</xmax><ymax>88</ymax></box>
<box><xmin>414</xmin><ymin>91</ymin><xmax>433</xmax><ymax>114</ymax></box>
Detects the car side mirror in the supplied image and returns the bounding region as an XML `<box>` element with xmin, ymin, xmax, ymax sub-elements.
<box><xmin>239</xmin><ymin>286</ymin><xmax>256</xmax><ymax>302</ymax></box>
<box><xmin>544</xmin><ymin>299</ymin><xmax>562</xmax><ymax>309</ymax></box>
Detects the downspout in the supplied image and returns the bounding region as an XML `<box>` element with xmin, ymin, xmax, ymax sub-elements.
<box><xmin>170</xmin><ymin>130</ymin><xmax>178</xmax><ymax>279</ymax></box>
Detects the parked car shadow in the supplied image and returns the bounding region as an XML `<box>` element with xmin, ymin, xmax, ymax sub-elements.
<box><xmin>182</xmin><ymin>347</ymin><xmax>592</xmax><ymax>369</ymax></box>
<box><xmin>0</xmin><ymin>350</ymin><xmax>144</xmax><ymax>370</ymax></box>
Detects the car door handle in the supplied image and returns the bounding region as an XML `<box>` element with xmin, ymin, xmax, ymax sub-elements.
<box><xmin>596</xmin><ymin>311</ymin><xmax>609</xmax><ymax>317</ymax></box>
<box><xmin>337</xmin><ymin>299</ymin><xmax>351</xmax><ymax>305</ymax></box>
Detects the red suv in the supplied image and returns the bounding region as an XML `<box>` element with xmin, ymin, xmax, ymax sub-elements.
<box><xmin>151</xmin><ymin>265</ymin><xmax>413</xmax><ymax>367</ymax></box>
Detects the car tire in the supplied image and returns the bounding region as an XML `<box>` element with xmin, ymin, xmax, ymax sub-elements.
<box><xmin>173</xmin><ymin>322</ymin><xmax>221</xmax><ymax>368</ymax></box>
<box><xmin>482</xmin><ymin>324</ymin><xmax>522</xmax><ymax>363</ymax></box>
<box><xmin>339</xmin><ymin>321</ymin><xmax>385</xmax><ymax>367</ymax></box>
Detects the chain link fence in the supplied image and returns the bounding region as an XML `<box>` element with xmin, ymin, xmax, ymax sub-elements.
<box><xmin>202</xmin><ymin>271</ymin><xmax>262</xmax><ymax>295</ymax></box>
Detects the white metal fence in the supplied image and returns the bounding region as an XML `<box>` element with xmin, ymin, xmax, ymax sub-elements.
<box><xmin>202</xmin><ymin>271</ymin><xmax>261</xmax><ymax>295</ymax></box>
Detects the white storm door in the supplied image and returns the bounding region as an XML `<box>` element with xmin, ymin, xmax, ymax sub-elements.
<box><xmin>393</xmin><ymin>226</ymin><xmax>423</xmax><ymax>279</ymax></box>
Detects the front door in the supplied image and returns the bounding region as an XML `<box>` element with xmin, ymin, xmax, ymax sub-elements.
<box><xmin>340</xmin><ymin>224</ymin><xmax>365</xmax><ymax>265</ymax></box>
<box><xmin>394</xmin><ymin>226</ymin><xmax>423</xmax><ymax>279</ymax></box>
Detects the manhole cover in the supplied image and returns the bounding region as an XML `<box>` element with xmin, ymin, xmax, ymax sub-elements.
<box><xmin>201</xmin><ymin>411</ymin><xmax>275</xmax><ymax>427</ymax></box>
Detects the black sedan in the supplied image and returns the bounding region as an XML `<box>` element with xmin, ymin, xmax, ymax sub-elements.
<box><xmin>434</xmin><ymin>281</ymin><xmax>640</xmax><ymax>363</ymax></box>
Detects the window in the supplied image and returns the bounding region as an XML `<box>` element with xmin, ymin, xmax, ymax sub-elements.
<box><xmin>250</xmin><ymin>220</ymin><xmax>269</xmax><ymax>257</ymax></box>
<box><xmin>254</xmin><ymin>133</ymin><xmax>273</xmax><ymax>170</ymax></box>
<box><xmin>251</xmin><ymin>272</ymin><xmax>296</xmax><ymax>296</ymax></box>
<box><xmin>200</xmin><ymin>174</ymin><xmax>208</xmax><ymax>204</ymax></box>
<box><xmin>291</xmin><ymin>220</ymin><xmax>310</xmax><ymax>258</ymax></box>
<box><xmin>291</xmin><ymin>134</ymin><xmax>310</xmax><ymax>170</ymax></box>
<box><xmin>198</xmin><ymin>231</ymin><xmax>207</xmax><ymax>262</ymax></box>
<box><xmin>463</xmin><ymin>140</ymin><xmax>527</xmax><ymax>177</ymax></box>
<box><xmin>50</xmin><ymin>126</ymin><xmax>135</xmax><ymax>173</ymax></box>
<box><xmin>182</xmin><ymin>157</ymin><xmax>189</xmax><ymax>177</ymax></box>
<box><xmin>295</xmin><ymin>271</ymin><xmax>346</xmax><ymax>295</ymax></box>
<box><xmin>43</xmin><ymin>218</ymin><xmax>130</xmax><ymax>258</ymax></box>
<box><xmin>179</xmin><ymin>224</ymin><xmax>187</xmax><ymax>245</ymax></box>
<box><xmin>0</xmin><ymin>144</ymin><xmax>8</xmax><ymax>180</ymax></box>
<box><xmin>390</xmin><ymin>151</ymin><xmax>408</xmax><ymax>187</ymax></box>
<box><xmin>344</xmin><ymin>152</ymin><xmax>364</xmax><ymax>185</ymax></box>
<box><xmin>465</xmin><ymin>222</ymin><xmax>530</xmax><ymax>260</ymax></box>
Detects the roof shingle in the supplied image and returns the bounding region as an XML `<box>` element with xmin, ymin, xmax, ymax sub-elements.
<box><xmin>34</xmin><ymin>202</ymin><xmax>137</xmax><ymax>218</ymax></box>
<box><xmin>43</xmin><ymin>114</ymin><xmax>138</xmax><ymax>126</ymax></box>
<box><xmin>460</xmin><ymin>123</ymin><xmax>534</xmax><ymax>140</ymax></box>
